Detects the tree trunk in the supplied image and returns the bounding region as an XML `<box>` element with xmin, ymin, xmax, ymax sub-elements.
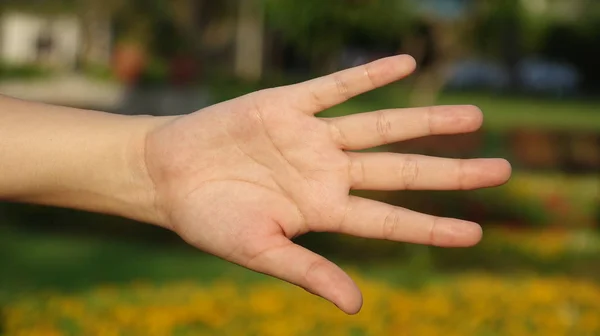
<box><xmin>407</xmin><ymin>20</ymin><xmax>464</xmax><ymax>107</ymax></box>
<box><xmin>79</xmin><ymin>4</ymin><xmax>112</xmax><ymax>68</ymax></box>
<box><xmin>408</xmin><ymin>61</ymin><xmax>452</xmax><ymax>107</ymax></box>
<box><xmin>170</xmin><ymin>0</ymin><xmax>197</xmax><ymax>34</ymax></box>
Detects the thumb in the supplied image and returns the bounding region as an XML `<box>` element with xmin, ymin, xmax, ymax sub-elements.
<box><xmin>244</xmin><ymin>235</ymin><xmax>363</xmax><ymax>314</ymax></box>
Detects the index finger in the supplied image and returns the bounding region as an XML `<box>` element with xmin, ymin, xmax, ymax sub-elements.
<box><xmin>290</xmin><ymin>55</ymin><xmax>417</xmax><ymax>115</ymax></box>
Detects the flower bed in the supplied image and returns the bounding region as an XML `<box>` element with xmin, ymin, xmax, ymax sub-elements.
<box><xmin>4</xmin><ymin>274</ymin><xmax>600</xmax><ymax>336</ymax></box>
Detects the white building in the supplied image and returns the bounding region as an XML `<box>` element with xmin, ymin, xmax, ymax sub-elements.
<box><xmin>0</xmin><ymin>11</ymin><xmax>111</xmax><ymax>69</ymax></box>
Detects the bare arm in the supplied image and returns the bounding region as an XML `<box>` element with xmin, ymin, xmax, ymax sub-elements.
<box><xmin>0</xmin><ymin>95</ymin><xmax>166</xmax><ymax>224</ymax></box>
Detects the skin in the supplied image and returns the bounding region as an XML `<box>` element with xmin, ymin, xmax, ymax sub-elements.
<box><xmin>0</xmin><ymin>55</ymin><xmax>511</xmax><ymax>314</ymax></box>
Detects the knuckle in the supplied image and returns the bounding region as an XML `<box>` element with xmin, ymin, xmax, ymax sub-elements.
<box><xmin>375</xmin><ymin>110</ymin><xmax>393</xmax><ymax>144</ymax></box>
<box><xmin>400</xmin><ymin>156</ymin><xmax>420</xmax><ymax>189</ymax></box>
<box><xmin>242</xmin><ymin>243</ymin><xmax>271</xmax><ymax>269</ymax></box>
<box><xmin>425</xmin><ymin>105</ymin><xmax>436</xmax><ymax>135</ymax></box>
<box><xmin>333</xmin><ymin>74</ymin><xmax>351</xmax><ymax>100</ymax></box>
<box><xmin>349</xmin><ymin>158</ymin><xmax>366</xmax><ymax>187</ymax></box>
<box><xmin>363</xmin><ymin>63</ymin><xmax>377</xmax><ymax>88</ymax></box>
<box><xmin>306</xmin><ymin>83</ymin><xmax>328</xmax><ymax>111</ymax></box>
<box><xmin>382</xmin><ymin>209</ymin><xmax>401</xmax><ymax>240</ymax></box>
<box><xmin>428</xmin><ymin>217</ymin><xmax>439</xmax><ymax>245</ymax></box>
<box><xmin>328</xmin><ymin>120</ymin><xmax>349</xmax><ymax>148</ymax></box>
<box><xmin>303</xmin><ymin>257</ymin><xmax>329</xmax><ymax>284</ymax></box>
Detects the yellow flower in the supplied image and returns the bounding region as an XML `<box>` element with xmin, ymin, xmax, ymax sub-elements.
<box><xmin>3</xmin><ymin>273</ymin><xmax>600</xmax><ymax>335</ymax></box>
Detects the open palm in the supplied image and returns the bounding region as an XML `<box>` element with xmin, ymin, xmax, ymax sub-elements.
<box><xmin>144</xmin><ymin>55</ymin><xmax>511</xmax><ymax>314</ymax></box>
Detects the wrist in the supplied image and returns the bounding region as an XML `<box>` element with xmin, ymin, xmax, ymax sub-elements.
<box><xmin>114</xmin><ymin>114</ymin><xmax>175</xmax><ymax>226</ymax></box>
<box><xmin>0</xmin><ymin>95</ymin><xmax>176</xmax><ymax>226</ymax></box>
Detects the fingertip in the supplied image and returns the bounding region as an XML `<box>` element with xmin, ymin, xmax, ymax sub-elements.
<box><xmin>498</xmin><ymin>158</ymin><xmax>513</xmax><ymax>182</ymax></box>
<box><xmin>462</xmin><ymin>222</ymin><xmax>483</xmax><ymax>247</ymax></box>
<box><xmin>492</xmin><ymin>158</ymin><xmax>513</xmax><ymax>187</ymax></box>
<box><xmin>436</xmin><ymin>220</ymin><xmax>483</xmax><ymax>247</ymax></box>
<box><xmin>458</xmin><ymin>105</ymin><xmax>484</xmax><ymax>132</ymax></box>
<box><xmin>338</xmin><ymin>285</ymin><xmax>363</xmax><ymax>315</ymax></box>
<box><xmin>398</xmin><ymin>54</ymin><xmax>418</xmax><ymax>74</ymax></box>
<box><xmin>373</xmin><ymin>54</ymin><xmax>418</xmax><ymax>85</ymax></box>
<box><xmin>468</xmin><ymin>104</ymin><xmax>484</xmax><ymax>128</ymax></box>
<box><xmin>474</xmin><ymin>158</ymin><xmax>513</xmax><ymax>188</ymax></box>
<box><xmin>328</xmin><ymin>272</ymin><xmax>363</xmax><ymax>315</ymax></box>
<box><xmin>342</xmin><ymin>299</ymin><xmax>363</xmax><ymax>315</ymax></box>
<box><xmin>301</xmin><ymin>259</ymin><xmax>363</xmax><ymax>315</ymax></box>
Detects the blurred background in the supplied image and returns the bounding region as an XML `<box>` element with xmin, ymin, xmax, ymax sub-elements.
<box><xmin>0</xmin><ymin>0</ymin><xmax>599</xmax><ymax>335</ymax></box>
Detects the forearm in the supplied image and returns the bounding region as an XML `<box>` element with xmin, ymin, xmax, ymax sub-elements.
<box><xmin>0</xmin><ymin>95</ymin><xmax>165</xmax><ymax>224</ymax></box>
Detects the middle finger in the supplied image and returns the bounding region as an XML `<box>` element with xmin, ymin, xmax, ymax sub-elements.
<box><xmin>347</xmin><ymin>152</ymin><xmax>511</xmax><ymax>191</ymax></box>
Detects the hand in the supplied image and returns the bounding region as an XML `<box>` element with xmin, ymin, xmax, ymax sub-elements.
<box><xmin>143</xmin><ymin>55</ymin><xmax>511</xmax><ymax>314</ymax></box>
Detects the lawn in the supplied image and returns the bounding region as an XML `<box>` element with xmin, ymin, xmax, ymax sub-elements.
<box><xmin>323</xmin><ymin>89</ymin><xmax>600</xmax><ymax>132</ymax></box>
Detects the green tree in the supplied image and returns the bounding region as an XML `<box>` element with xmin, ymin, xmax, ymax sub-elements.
<box><xmin>264</xmin><ymin>0</ymin><xmax>414</xmax><ymax>73</ymax></box>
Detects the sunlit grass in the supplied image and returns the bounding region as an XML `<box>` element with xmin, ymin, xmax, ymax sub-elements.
<box><xmin>317</xmin><ymin>87</ymin><xmax>600</xmax><ymax>132</ymax></box>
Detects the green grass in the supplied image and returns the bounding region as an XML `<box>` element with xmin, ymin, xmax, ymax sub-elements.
<box><xmin>0</xmin><ymin>63</ymin><xmax>53</xmax><ymax>81</ymax></box>
<box><xmin>3</xmin><ymin>221</ymin><xmax>600</xmax><ymax>308</ymax></box>
<box><xmin>319</xmin><ymin>88</ymin><xmax>600</xmax><ymax>132</ymax></box>
<box><xmin>0</xmin><ymin>224</ymin><xmax>423</xmax><ymax>302</ymax></box>
<box><xmin>436</xmin><ymin>92</ymin><xmax>600</xmax><ymax>132</ymax></box>
<box><xmin>0</xmin><ymin>225</ymin><xmax>240</xmax><ymax>304</ymax></box>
